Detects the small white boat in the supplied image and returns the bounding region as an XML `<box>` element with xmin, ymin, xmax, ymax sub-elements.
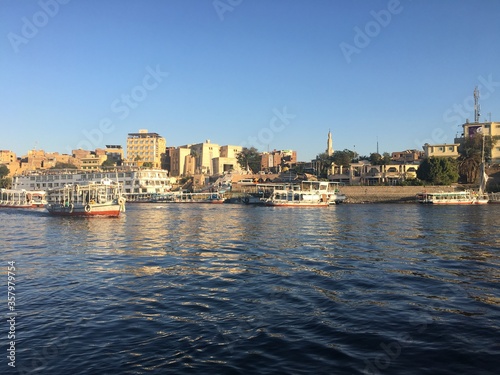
<box><xmin>46</xmin><ymin>180</ymin><xmax>125</xmax><ymax>217</ymax></box>
<box><xmin>0</xmin><ymin>189</ymin><xmax>47</xmax><ymax>209</ymax></box>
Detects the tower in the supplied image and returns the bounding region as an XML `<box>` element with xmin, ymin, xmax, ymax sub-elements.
<box><xmin>326</xmin><ymin>130</ymin><xmax>333</xmax><ymax>156</ymax></box>
<box><xmin>474</xmin><ymin>86</ymin><xmax>480</xmax><ymax>123</ymax></box>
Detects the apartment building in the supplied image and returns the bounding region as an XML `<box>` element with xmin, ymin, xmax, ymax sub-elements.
<box><xmin>126</xmin><ymin>129</ymin><xmax>166</xmax><ymax>168</ymax></box>
<box><xmin>422</xmin><ymin>143</ymin><xmax>460</xmax><ymax>159</ymax></box>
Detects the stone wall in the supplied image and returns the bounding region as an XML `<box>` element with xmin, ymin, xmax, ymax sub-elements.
<box><xmin>341</xmin><ymin>185</ymin><xmax>457</xmax><ymax>203</ymax></box>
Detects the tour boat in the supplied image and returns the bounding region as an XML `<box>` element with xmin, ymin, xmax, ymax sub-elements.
<box><xmin>0</xmin><ymin>189</ymin><xmax>47</xmax><ymax>208</ymax></box>
<box><xmin>301</xmin><ymin>181</ymin><xmax>347</xmax><ymax>205</ymax></box>
<box><xmin>264</xmin><ymin>184</ymin><xmax>329</xmax><ymax>207</ymax></box>
<box><xmin>150</xmin><ymin>191</ymin><xmax>225</xmax><ymax>204</ymax></box>
<box><xmin>416</xmin><ymin>190</ymin><xmax>487</xmax><ymax>205</ymax></box>
<box><xmin>13</xmin><ymin>168</ymin><xmax>172</xmax><ymax>202</ymax></box>
<box><xmin>45</xmin><ymin>180</ymin><xmax>126</xmax><ymax>217</ymax></box>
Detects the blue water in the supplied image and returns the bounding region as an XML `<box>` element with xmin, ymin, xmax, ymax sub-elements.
<box><xmin>2</xmin><ymin>204</ymin><xmax>499</xmax><ymax>374</ymax></box>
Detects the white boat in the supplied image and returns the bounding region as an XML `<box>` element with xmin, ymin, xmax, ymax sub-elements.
<box><xmin>0</xmin><ymin>189</ymin><xmax>47</xmax><ymax>208</ymax></box>
<box><xmin>150</xmin><ymin>191</ymin><xmax>225</xmax><ymax>204</ymax></box>
<box><xmin>264</xmin><ymin>184</ymin><xmax>329</xmax><ymax>207</ymax></box>
<box><xmin>12</xmin><ymin>168</ymin><xmax>172</xmax><ymax>202</ymax></box>
<box><xmin>301</xmin><ymin>181</ymin><xmax>347</xmax><ymax>205</ymax></box>
<box><xmin>416</xmin><ymin>190</ymin><xmax>487</xmax><ymax>204</ymax></box>
<box><xmin>45</xmin><ymin>180</ymin><xmax>125</xmax><ymax>217</ymax></box>
<box><xmin>417</xmin><ymin>134</ymin><xmax>489</xmax><ymax>204</ymax></box>
<box><xmin>488</xmin><ymin>192</ymin><xmax>500</xmax><ymax>203</ymax></box>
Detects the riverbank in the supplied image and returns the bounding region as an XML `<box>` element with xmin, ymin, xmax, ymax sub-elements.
<box><xmin>341</xmin><ymin>185</ymin><xmax>456</xmax><ymax>203</ymax></box>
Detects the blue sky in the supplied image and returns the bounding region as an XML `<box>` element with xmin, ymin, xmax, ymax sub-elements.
<box><xmin>2</xmin><ymin>0</ymin><xmax>500</xmax><ymax>162</ymax></box>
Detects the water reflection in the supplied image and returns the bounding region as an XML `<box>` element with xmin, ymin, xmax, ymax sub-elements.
<box><xmin>3</xmin><ymin>204</ymin><xmax>499</xmax><ymax>374</ymax></box>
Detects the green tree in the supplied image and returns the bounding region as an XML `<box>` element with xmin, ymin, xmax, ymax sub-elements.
<box><xmin>331</xmin><ymin>149</ymin><xmax>356</xmax><ymax>166</ymax></box>
<box><xmin>417</xmin><ymin>157</ymin><xmax>459</xmax><ymax>185</ymax></box>
<box><xmin>369</xmin><ymin>153</ymin><xmax>382</xmax><ymax>165</ymax></box>
<box><xmin>101</xmin><ymin>159</ymin><xmax>116</xmax><ymax>168</ymax></box>
<box><xmin>382</xmin><ymin>152</ymin><xmax>392</xmax><ymax>165</ymax></box>
<box><xmin>0</xmin><ymin>165</ymin><xmax>10</xmax><ymax>188</ymax></box>
<box><xmin>0</xmin><ymin>164</ymin><xmax>9</xmax><ymax>178</ymax></box>
<box><xmin>237</xmin><ymin>147</ymin><xmax>261</xmax><ymax>173</ymax></box>
<box><xmin>315</xmin><ymin>152</ymin><xmax>332</xmax><ymax>178</ymax></box>
<box><xmin>458</xmin><ymin>134</ymin><xmax>500</xmax><ymax>183</ymax></box>
<box><xmin>0</xmin><ymin>177</ymin><xmax>11</xmax><ymax>189</ymax></box>
<box><xmin>142</xmin><ymin>162</ymin><xmax>153</xmax><ymax>168</ymax></box>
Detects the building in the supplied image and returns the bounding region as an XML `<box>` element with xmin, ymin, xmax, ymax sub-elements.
<box><xmin>260</xmin><ymin>149</ymin><xmax>297</xmax><ymax>172</ymax></box>
<box><xmin>17</xmin><ymin>150</ymin><xmax>73</xmax><ymax>173</ymax></box>
<box><xmin>126</xmin><ymin>129</ymin><xmax>166</xmax><ymax>168</ymax></box>
<box><xmin>105</xmin><ymin>145</ymin><xmax>124</xmax><ymax>166</ymax></box>
<box><xmin>422</xmin><ymin>143</ymin><xmax>460</xmax><ymax>159</ymax></box>
<box><xmin>461</xmin><ymin>121</ymin><xmax>500</xmax><ymax>163</ymax></box>
<box><xmin>169</xmin><ymin>146</ymin><xmax>194</xmax><ymax>177</ymax></box>
<box><xmin>0</xmin><ymin>150</ymin><xmax>18</xmax><ymax>176</ymax></box>
<box><xmin>169</xmin><ymin>142</ymin><xmax>242</xmax><ymax>177</ymax></box>
<box><xmin>212</xmin><ymin>145</ymin><xmax>243</xmax><ymax>175</ymax></box>
<box><xmin>71</xmin><ymin>149</ymin><xmax>108</xmax><ymax>170</ymax></box>
<box><xmin>189</xmin><ymin>140</ymin><xmax>220</xmax><ymax>175</ymax></box>
<box><xmin>391</xmin><ymin>149</ymin><xmax>423</xmax><ymax>163</ymax></box>
<box><xmin>328</xmin><ymin>161</ymin><xmax>419</xmax><ymax>185</ymax></box>
<box><xmin>0</xmin><ymin>150</ymin><xmax>16</xmax><ymax>165</ymax></box>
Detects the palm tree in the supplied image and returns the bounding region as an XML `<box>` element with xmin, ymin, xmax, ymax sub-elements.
<box><xmin>458</xmin><ymin>134</ymin><xmax>496</xmax><ymax>183</ymax></box>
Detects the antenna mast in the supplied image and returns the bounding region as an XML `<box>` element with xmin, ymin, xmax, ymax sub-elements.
<box><xmin>474</xmin><ymin>86</ymin><xmax>481</xmax><ymax>123</ymax></box>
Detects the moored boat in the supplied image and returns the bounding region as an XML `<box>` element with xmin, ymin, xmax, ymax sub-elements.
<box><xmin>150</xmin><ymin>191</ymin><xmax>225</xmax><ymax>204</ymax></box>
<box><xmin>264</xmin><ymin>184</ymin><xmax>329</xmax><ymax>207</ymax></box>
<box><xmin>301</xmin><ymin>181</ymin><xmax>347</xmax><ymax>205</ymax></box>
<box><xmin>45</xmin><ymin>180</ymin><xmax>125</xmax><ymax>217</ymax></box>
<box><xmin>0</xmin><ymin>189</ymin><xmax>47</xmax><ymax>208</ymax></box>
<box><xmin>416</xmin><ymin>190</ymin><xmax>488</xmax><ymax>204</ymax></box>
<box><xmin>488</xmin><ymin>192</ymin><xmax>500</xmax><ymax>203</ymax></box>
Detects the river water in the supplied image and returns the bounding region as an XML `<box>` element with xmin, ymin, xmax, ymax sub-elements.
<box><xmin>2</xmin><ymin>204</ymin><xmax>499</xmax><ymax>374</ymax></box>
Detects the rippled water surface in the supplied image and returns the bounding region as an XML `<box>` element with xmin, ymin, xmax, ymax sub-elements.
<box><xmin>2</xmin><ymin>204</ymin><xmax>499</xmax><ymax>374</ymax></box>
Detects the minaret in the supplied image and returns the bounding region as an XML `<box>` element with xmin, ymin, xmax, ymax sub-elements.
<box><xmin>326</xmin><ymin>130</ymin><xmax>333</xmax><ymax>156</ymax></box>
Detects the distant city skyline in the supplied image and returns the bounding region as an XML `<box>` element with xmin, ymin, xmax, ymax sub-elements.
<box><xmin>2</xmin><ymin>0</ymin><xmax>500</xmax><ymax>161</ymax></box>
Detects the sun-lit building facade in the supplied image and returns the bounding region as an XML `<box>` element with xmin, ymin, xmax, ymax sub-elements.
<box><xmin>126</xmin><ymin>129</ymin><xmax>166</xmax><ymax>168</ymax></box>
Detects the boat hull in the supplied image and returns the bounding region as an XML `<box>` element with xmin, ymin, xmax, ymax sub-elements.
<box><xmin>46</xmin><ymin>203</ymin><xmax>121</xmax><ymax>217</ymax></box>
<box><xmin>265</xmin><ymin>202</ymin><xmax>329</xmax><ymax>207</ymax></box>
<box><xmin>0</xmin><ymin>203</ymin><xmax>45</xmax><ymax>209</ymax></box>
